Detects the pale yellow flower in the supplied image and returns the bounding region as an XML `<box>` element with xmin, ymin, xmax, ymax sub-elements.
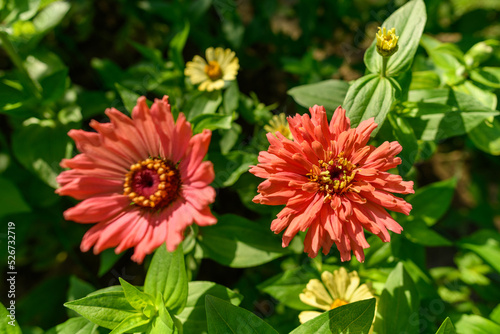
<box><xmin>264</xmin><ymin>113</ymin><xmax>292</xmax><ymax>140</ymax></box>
<box><xmin>298</xmin><ymin>267</ymin><xmax>375</xmax><ymax>324</ymax></box>
<box><xmin>184</xmin><ymin>47</ymin><xmax>239</xmax><ymax>92</ymax></box>
<box><xmin>376</xmin><ymin>27</ymin><xmax>399</xmax><ymax>57</ymax></box>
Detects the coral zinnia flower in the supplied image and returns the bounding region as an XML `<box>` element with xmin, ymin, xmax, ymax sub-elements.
<box><xmin>250</xmin><ymin>105</ymin><xmax>414</xmax><ymax>262</ymax></box>
<box><xmin>299</xmin><ymin>267</ymin><xmax>375</xmax><ymax>324</ymax></box>
<box><xmin>56</xmin><ymin>96</ymin><xmax>216</xmax><ymax>263</ymax></box>
<box><xmin>184</xmin><ymin>47</ymin><xmax>239</xmax><ymax>91</ymax></box>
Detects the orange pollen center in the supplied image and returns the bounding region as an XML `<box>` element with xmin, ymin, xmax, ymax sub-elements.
<box><xmin>330</xmin><ymin>298</ymin><xmax>348</xmax><ymax>309</ymax></box>
<box><xmin>123</xmin><ymin>157</ymin><xmax>181</xmax><ymax>209</ymax></box>
<box><xmin>204</xmin><ymin>60</ymin><xmax>223</xmax><ymax>80</ymax></box>
<box><xmin>307</xmin><ymin>152</ymin><xmax>356</xmax><ymax>202</ymax></box>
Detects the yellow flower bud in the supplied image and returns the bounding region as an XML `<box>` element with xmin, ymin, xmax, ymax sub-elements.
<box><xmin>376</xmin><ymin>27</ymin><xmax>399</xmax><ymax>57</ymax></box>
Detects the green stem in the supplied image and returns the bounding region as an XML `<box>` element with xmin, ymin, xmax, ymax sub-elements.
<box><xmin>0</xmin><ymin>31</ymin><xmax>42</xmax><ymax>99</ymax></box>
<box><xmin>381</xmin><ymin>56</ymin><xmax>389</xmax><ymax>77</ymax></box>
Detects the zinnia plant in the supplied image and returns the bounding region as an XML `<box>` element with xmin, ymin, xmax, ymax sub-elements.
<box><xmin>56</xmin><ymin>96</ymin><xmax>217</xmax><ymax>263</ymax></box>
<box><xmin>250</xmin><ymin>105</ymin><xmax>414</xmax><ymax>262</ymax></box>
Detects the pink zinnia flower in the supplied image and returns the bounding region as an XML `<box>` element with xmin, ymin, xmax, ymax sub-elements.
<box><xmin>57</xmin><ymin>96</ymin><xmax>216</xmax><ymax>263</ymax></box>
<box><xmin>250</xmin><ymin>105</ymin><xmax>414</xmax><ymax>262</ymax></box>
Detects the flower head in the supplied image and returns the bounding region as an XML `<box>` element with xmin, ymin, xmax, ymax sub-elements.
<box><xmin>185</xmin><ymin>47</ymin><xmax>239</xmax><ymax>91</ymax></box>
<box><xmin>299</xmin><ymin>267</ymin><xmax>375</xmax><ymax>324</ymax></box>
<box><xmin>264</xmin><ymin>113</ymin><xmax>293</xmax><ymax>140</ymax></box>
<box><xmin>376</xmin><ymin>27</ymin><xmax>399</xmax><ymax>57</ymax></box>
<box><xmin>56</xmin><ymin>96</ymin><xmax>217</xmax><ymax>263</ymax></box>
<box><xmin>250</xmin><ymin>105</ymin><xmax>414</xmax><ymax>262</ymax></box>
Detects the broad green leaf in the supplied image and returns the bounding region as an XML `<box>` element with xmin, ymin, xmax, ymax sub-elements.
<box><xmin>144</xmin><ymin>244</ymin><xmax>188</xmax><ymax>315</ymax></box>
<box><xmin>490</xmin><ymin>304</ymin><xmax>500</xmax><ymax>324</ymax></box>
<box><xmin>465</xmin><ymin>40</ymin><xmax>500</xmax><ymax>68</ymax></box>
<box><xmin>205</xmin><ymin>295</ymin><xmax>279</xmax><ymax>334</ymax></box>
<box><xmin>169</xmin><ymin>21</ymin><xmax>190</xmax><ymax>70</ymax></box>
<box><xmin>67</xmin><ymin>276</ymin><xmax>95</xmax><ymax>317</ymax></box>
<box><xmin>0</xmin><ymin>301</ymin><xmax>22</xmax><ymax>334</ymax></box>
<box><xmin>115</xmin><ymin>83</ymin><xmax>140</xmax><ymax>114</ymax></box>
<box><xmin>12</xmin><ymin>119</ymin><xmax>71</xmax><ymax>188</ymax></box>
<box><xmin>208</xmin><ymin>150</ymin><xmax>257</xmax><ymax>187</ymax></box>
<box><xmin>387</xmin><ymin>113</ymin><xmax>418</xmax><ymax>176</ymax></box>
<box><xmin>454</xmin><ymin>81</ymin><xmax>497</xmax><ymax>110</ymax></box>
<box><xmin>30</xmin><ymin>1</ymin><xmax>70</xmax><ymax>46</ymax></box>
<box><xmin>0</xmin><ymin>78</ymin><xmax>33</xmax><ymax>116</ymax></box>
<box><xmin>404</xmin><ymin>178</ymin><xmax>457</xmax><ymax>227</ymax></box>
<box><xmin>470</xmin><ymin>67</ymin><xmax>500</xmax><ymax>89</ymax></box>
<box><xmin>119</xmin><ymin>278</ymin><xmax>155</xmax><ymax>312</ymax></box>
<box><xmin>458</xmin><ymin>230</ymin><xmax>500</xmax><ymax>274</ymax></box>
<box><xmin>373</xmin><ymin>262</ymin><xmax>420</xmax><ymax>334</ymax></box>
<box><xmin>177</xmin><ymin>281</ymin><xmax>243</xmax><ymax>334</ymax></box>
<box><xmin>191</xmin><ymin>114</ymin><xmax>232</xmax><ymax>134</ymax></box>
<box><xmin>98</xmin><ymin>248</ymin><xmax>125</xmax><ymax>277</ymax></box>
<box><xmin>435</xmin><ymin>318</ymin><xmax>456</xmax><ymax>334</ymax></box>
<box><xmin>185</xmin><ymin>91</ymin><xmax>222</xmax><ymax>121</ymax></box>
<box><xmin>288</xmin><ymin>79</ymin><xmax>349</xmax><ymax>114</ymax></box>
<box><xmin>290</xmin><ymin>299</ymin><xmax>376</xmax><ymax>334</ymax></box>
<box><xmin>130</xmin><ymin>41</ymin><xmax>163</xmax><ymax>65</ymax></box>
<box><xmin>343</xmin><ymin>74</ymin><xmax>395</xmax><ymax>133</ymax></box>
<box><xmin>468</xmin><ymin>117</ymin><xmax>500</xmax><ymax>155</ymax></box>
<box><xmin>0</xmin><ymin>176</ymin><xmax>31</xmax><ymax>218</ymax></box>
<box><xmin>40</xmin><ymin>68</ymin><xmax>67</xmax><ymax>102</ymax></box>
<box><xmin>408</xmin><ymin>88</ymin><xmax>450</xmax><ymax>104</ymax></box>
<box><xmin>220</xmin><ymin>122</ymin><xmax>242</xmax><ymax>154</ymax></box>
<box><xmin>109</xmin><ymin>313</ymin><xmax>150</xmax><ymax>334</ymax></box>
<box><xmin>402</xmin><ymin>259</ymin><xmax>437</xmax><ymax>300</ymax></box>
<box><xmin>198</xmin><ymin>214</ymin><xmax>288</xmax><ymax>268</ymax></box>
<box><xmin>2</xmin><ymin>0</ymin><xmax>40</xmax><ymax>24</ymax></box>
<box><xmin>455</xmin><ymin>315</ymin><xmax>500</xmax><ymax>334</ymax></box>
<box><xmin>64</xmin><ymin>291</ymin><xmax>137</xmax><ymax>330</ymax></box>
<box><xmin>223</xmin><ymin>81</ymin><xmax>239</xmax><ymax>114</ymax></box>
<box><xmin>46</xmin><ymin>317</ymin><xmax>98</xmax><ymax>334</ymax></box>
<box><xmin>403</xmin><ymin>220</ymin><xmax>452</xmax><ymax>246</ymax></box>
<box><xmin>258</xmin><ymin>266</ymin><xmax>319</xmax><ymax>310</ymax></box>
<box><xmin>410</xmin><ymin>71</ymin><xmax>441</xmax><ymax>90</ymax></box>
<box><xmin>364</xmin><ymin>0</ymin><xmax>426</xmax><ymax>76</ymax></box>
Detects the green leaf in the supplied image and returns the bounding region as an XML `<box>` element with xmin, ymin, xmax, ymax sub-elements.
<box><xmin>364</xmin><ymin>0</ymin><xmax>426</xmax><ymax>76</ymax></box>
<box><xmin>403</xmin><ymin>220</ymin><xmax>452</xmax><ymax>246</ymax></box>
<box><xmin>288</xmin><ymin>80</ymin><xmax>349</xmax><ymax>114</ymax></box>
<box><xmin>465</xmin><ymin>40</ymin><xmax>500</xmax><ymax>68</ymax></box>
<box><xmin>454</xmin><ymin>81</ymin><xmax>497</xmax><ymax>110</ymax></box>
<box><xmin>405</xmin><ymin>178</ymin><xmax>457</xmax><ymax>227</ymax></box>
<box><xmin>191</xmin><ymin>114</ymin><xmax>232</xmax><ymax>134</ymax></box>
<box><xmin>185</xmin><ymin>91</ymin><xmax>222</xmax><ymax>121</ymax></box>
<box><xmin>410</xmin><ymin>71</ymin><xmax>441</xmax><ymax>90</ymax></box>
<box><xmin>119</xmin><ymin>278</ymin><xmax>155</xmax><ymax>312</ymax></box>
<box><xmin>130</xmin><ymin>41</ymin><xmax>163</xmax><ymax>65</ymax></box>
<box><xmin>64</xmin><ymin>291</ymin><xmax>137</xmax><ymax>329</ymax></box>
<box><xmin>0</xmin><ymin>301</ymin><xmax>22</xmax><ymax>334</ymax></box>
<box><xmin>177</xmin><ymin>281</ymin><xmax>243</xmax><ymax>334</ymax></box>
<box><xmin>387</xmin><ymin>113</ymin><xmax>418</xmax><ymax>176</ymax></box>
<box><xmin>0</xmin><ymin>176</ymin><xmax>31</xmax><ymax>218</ymax></box>
<box><xmin>3</xmin><ymin>0</ymin><xmax>40</xmax><ymax>24</ymax></box>
<box><xmin>109</xmin><ymin>313</ymin><xmax>150</xmax><ymax>334</ymax></box>
<box><xmin>39</xmin><ymin>68</ymin><xmax>68</xmax><ymax>102</ymax></box>
<box><xmin>198</xmin><ymin>214</ymin><xmax>288</xmax><ymax>268</ymax></box>
<box><xmin>98</xmin><ymin>248</ymin><xmax>125</xmax><ymax>277</ymax></box>
<box><xmin>435</xmin><ymin>318</ymin><xmax>456</xmax><ymax>334</ymax></box>
<box><xmin>66</xmin><ymin>276</ymin><xmax>95</xmax><ymax>317</ymax></box>
<box><xmin>208</xmin><ymin>150</ymin><xmax>257</xmax><ymax>187</ymax></box>
<box><xmin>490</xmin><ymin>304</ymin><xmax>500</xmax><ymax>325</ymax></box>
<box><xmin>30</xmin><ymin>1</ymin><xmax>70</xmax><ymax>45</ymax></box>
<box><xmin>144</xmin><ymin>244</ymin><xmax>188</xmax><ymax>315</ymax></box>
<box><xmin>223</xmin><ymin>81</ymin><xmax>239</xmax><ymax>114</ymax></box>
<box><xmin>470</xmin><ymin>67</ymin><xmax>500</xmax><ymax>89</ymax></box>
<box><xmin>373</xmin><ymin>262</ymin><xmax>420</xmax><ymax>334</ymax></box>
<box><xmin>343</xmin><ymin>74</ymin><xmax>395</xmax><ymax>133</ymax></box>
<box><xmin>455</xmin><ymin>315</ymin><xmax>500</xmax><ymax>334</ymax></box>
<box><xmin>409</xmin><ymin>88</ymin><xmax>450</xmax><ymax>104</ymax></box>
<box><xmin>115</xmin><ymin>83</ymin><xmax>140</xmax><ymax>114</ymax></box>
<box><xmin>291</xmin><ymin>299</ymin><xmax>376</xmax><ymax>334</ymax></box>
<box><xmin>468</xmin><ymin>116</ymin><xmax>500</xmax><ymax>155</ymax></box>
<box><xmin>205</xmin><ymin>295</ymin><xmax>279</xmax><ymax>334</ymax></box>
<box><xmin>458</xmin><ymin>230</ymin><xmax>500</xmax><ymax>274</ymax></box>
<box><xmin>12</xmin><ymin>119</ymin><xmax>71</xmax><ymax>188</ymax></box>
<box><xmin>46</xmin><ymin>317</ymin><xmax>98</xmax><ymax>334</ymax></box>
<box><xmin>258</xmin><ymin>266</ymin><xmax>319</xmax><ymax>310</ymax></box>
<box><xmin>169</xmin><ymin>21</ymin><xmax>190</xmax><ymax>70</ymax></box>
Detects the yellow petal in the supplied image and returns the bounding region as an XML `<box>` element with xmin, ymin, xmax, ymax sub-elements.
<box><xmin>298</xmin><ymin>311</ymin><xmax>323</xmax><ymax>324</ymax></box>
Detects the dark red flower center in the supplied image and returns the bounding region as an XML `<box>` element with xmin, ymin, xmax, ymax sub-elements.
<box><xmin>307</xmin><ymin>152</ymin><xmax>356</xmax><ymax>201</ymax></box>
<box><xmin>123</xmin><ymin>158</ymin><xmax>181</xmax><ymax>208</ymax></box>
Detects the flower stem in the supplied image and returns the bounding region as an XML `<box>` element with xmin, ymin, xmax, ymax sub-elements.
<box><xmin>381</xmin><ymin>56</ymin><xmax>389</xmax><ymax>77</ymax></box>
<box><xmin>0</xmin><ymin>31</ymin><xmax>42</xmax><ymax>100</ymax></box>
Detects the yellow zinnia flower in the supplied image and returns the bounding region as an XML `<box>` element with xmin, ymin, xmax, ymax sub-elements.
<box><xmin>264</xmin><ymin>113</ymin><xmax>293</xmax><ymax>140</ymax></box>
<box><xmin>185</xmin><ymin>47</ymin><xmax>239</xmax><ymax>92</ymax></box>
<box><xmin>376</xmin><ymin>27</ymin><xmax>399</xmax><ymax>57</ymax></box>
<box><xmin>298</xmin><ymin>267</ymin><xmax>376</xmax><ymax>324</ymax></box>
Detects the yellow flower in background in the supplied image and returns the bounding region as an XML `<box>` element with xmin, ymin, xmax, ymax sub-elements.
<box><xmin>298</xmin><ymin>267</ymin><xmax>376</xmax><ymax>324</ymax></box>
<box><xmin>376</xmin><ymin>27</ymin><xmax>399</xmax><ymax>57</ymax></box>
<box><xmin>264</xmin><ymin>113</ymin><xmax>293</xmax><ymax>140</ymax></box>
<box><xmin>185</xmin><ymin>47</ymin><xmax>239</xmax><ymax>91</ymax></box>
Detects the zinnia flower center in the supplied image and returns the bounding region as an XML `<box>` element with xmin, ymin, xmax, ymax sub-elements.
<box><xmin>123</xmin><ymin>157</ymin><xmax>181</xmax><ymax>208</ymax></box>
<box><xmin>205</xmin><ymin>60</ymin><xmax>223</xmax><ymax>80</ymax></box>
<box><xmin>330</xmin><ymin>298</ymin><xmax>348</xmax><ymax>309</ymax></box>
<box><xmin>308</xmin><ymin>152</ymin><xmax>356</xmax><ymax>201</ymax></box>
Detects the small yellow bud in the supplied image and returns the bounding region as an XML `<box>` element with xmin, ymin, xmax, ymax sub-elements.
<box><xmin>376</xmin><ymin>27</ymin><xmax>399</xmax><ymax>57</ymax></box>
